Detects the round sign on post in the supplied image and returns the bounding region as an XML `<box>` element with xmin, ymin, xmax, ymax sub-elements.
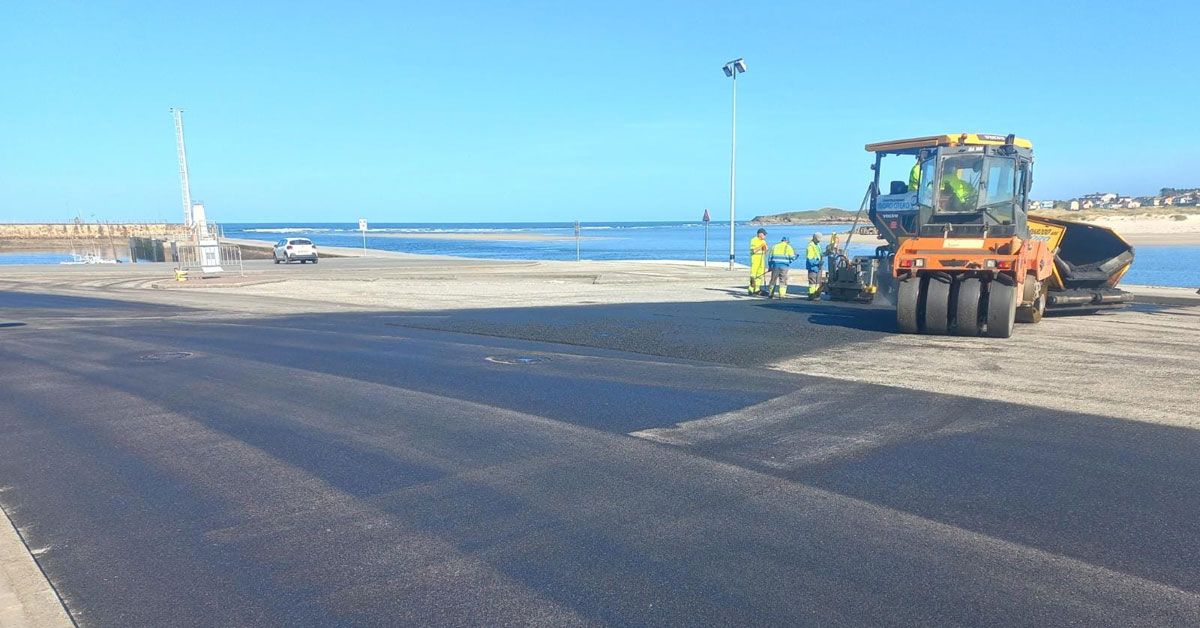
<box><xmin>358</xmin><ymin>218</ymin><xmax>367</xmax><ymax>253</ymax></box>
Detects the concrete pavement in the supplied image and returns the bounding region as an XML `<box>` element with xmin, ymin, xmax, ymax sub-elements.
<box><xmin>0</xmin><ymin>504</ymin><xmax>72</xmax><ymax>627</ymax></box>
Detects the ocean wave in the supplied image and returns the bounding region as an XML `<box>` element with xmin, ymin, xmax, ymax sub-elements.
<box><xmin>363</xmin><ymin>227</ymin><xmax>539</xmax><ymax>233</ymax></box>
<box><xmin>243</xmin><ymin>227</ymin><xmax>333</xmax><ymax>234</ymax></box>
<box><xmin>576</xmin><ymin>223</ymin><xmax>716</xmax><ymax>230</ymax></box>
<box><xmin>243</xmin><ymin>227</ymin><xmax>546</xmax><ymax>234</ymax></box>
<box><xmin>577</xmin><ymin>225</ymin><xmax>669</xmax><ymax>231</ymax></box>
<box><xmin>240</xmin><ymin>222</ymin><xmax>741</xmax><ymax>235</ymax></box>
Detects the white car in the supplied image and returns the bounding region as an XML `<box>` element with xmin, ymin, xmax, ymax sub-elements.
<box><xmin>273</xmin><ymin>238</ymin><xmax>319</xmax><ymax>264</ymax></box>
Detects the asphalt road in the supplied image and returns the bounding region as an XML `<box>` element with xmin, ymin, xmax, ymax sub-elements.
<box><xmin>2</xmin><ymin>289</ymin><xmax>1200</xmax><ymax>626</ymax></box>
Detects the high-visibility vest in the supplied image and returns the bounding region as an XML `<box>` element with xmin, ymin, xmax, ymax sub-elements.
<box><xmin>749</xmin><ymin>236</ymin><xmax>767</xmax><ymax>256</ymax></box>
<box><xmin>805</xmin><ymin>242</ymin><xmax>822</xmax><ymax>270</ymax></box>
<box><xmin>908</xmin><ymin>163</ymin><xmax>920</xmax><ymax>192</ymax></box>
<box><xmin>942</xmin><ymin>172</ymin><xmax>975</xmax><ymax>206</ymax></box>
<box><xmin>768</xmin><ymin>241</ymin><xmax>796</xmax><ymax>267</ymax></box>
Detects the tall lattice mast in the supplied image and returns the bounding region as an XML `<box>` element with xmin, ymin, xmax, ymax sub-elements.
<box><xmin>170</xmin><ymin>108</ymin><xmax>193</xmax><ymax>227</ymax></box>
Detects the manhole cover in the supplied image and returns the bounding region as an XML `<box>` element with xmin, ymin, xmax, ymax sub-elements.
<box><xmin>485</xmin><ymin>355</ymin><xmax>546</xmax><ymax>365</ymax></box>
<box><xmin>0</xmin><ymin>322</ymin><xmax>26</xmax><ymax>328</ymax></box>
<box><xmin>136</xmin><ymin>351</ymin><xmax>194</xmax><ymax>362</ymax></box>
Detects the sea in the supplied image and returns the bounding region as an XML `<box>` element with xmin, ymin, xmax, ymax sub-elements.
<box><xmin>232</xmin><ymin>221</ymin><xmax>880</xmax><ymax>262</ymax></box>
<box><xmin>2</xmin><ymin>220</ymin><xmax>1197</xmax><ymax>288</ymax></box>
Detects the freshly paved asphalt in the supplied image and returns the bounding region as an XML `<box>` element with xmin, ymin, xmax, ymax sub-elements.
<box><xmin>2</xmin><ymin>290</ymin><xmax>1199</xmax><ymax>626</ymax></box>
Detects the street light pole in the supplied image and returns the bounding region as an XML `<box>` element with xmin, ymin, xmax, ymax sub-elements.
<box><xmin>722</xmin><ymin>58</ymin><xmax>746</xmax><ymax>271</ymax></box>
<box><xmin>728</xmin><ymin>70</ymin><xmax>737</xmax><ymax>270</ymax></box>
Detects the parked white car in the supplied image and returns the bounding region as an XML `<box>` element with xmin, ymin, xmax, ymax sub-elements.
<box><xmin>273</xmin><ymin>238</ymin><xmax>319</xmax><ymax>264</ymax></box>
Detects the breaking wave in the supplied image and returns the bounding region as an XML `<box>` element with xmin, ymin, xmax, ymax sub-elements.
<box><xmin>243</xmin><ymin>227</ymin><xmax>334</xmax><ymax>234</ymax></box>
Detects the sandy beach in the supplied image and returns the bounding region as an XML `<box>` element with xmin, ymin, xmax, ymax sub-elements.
<box><xmin>1080</xmin><ymin>215</ymin><xmax>1200</xmax><ymax>245</ymax></box>
<box><xmin>819</xmin><ymin>213</ymin><xmax>1200</xmax><ymax>247</ymax></box>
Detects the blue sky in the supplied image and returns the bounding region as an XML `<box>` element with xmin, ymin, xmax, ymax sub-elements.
<box><xmin>1</xmin><ymin>1</ymin><xmax>1195</xmax><ymax>223</ymax></box>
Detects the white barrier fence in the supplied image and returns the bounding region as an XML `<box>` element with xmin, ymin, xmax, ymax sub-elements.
<box><xmin>174</xmin><ymin>242</ymin><xmax>244</xmax><ymax>276</ymax></box>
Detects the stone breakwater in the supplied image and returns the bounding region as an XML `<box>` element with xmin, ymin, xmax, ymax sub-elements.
<box><xmin>0</xmin><ymin>223</ymin><xmax>191</xmax><ymax>241</ymax></box>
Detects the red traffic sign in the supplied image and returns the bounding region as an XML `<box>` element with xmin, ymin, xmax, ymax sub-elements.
<box><xmin>702</xmin><ymin>208</ymin><xmax>711</xmax><ymax>222</ymax></box>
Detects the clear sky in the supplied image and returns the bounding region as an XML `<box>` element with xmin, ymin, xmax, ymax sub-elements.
<box><xmin>1</xmin><ymin>1</ymin><xmax>1196</xmax><ymax>223</ymax></box>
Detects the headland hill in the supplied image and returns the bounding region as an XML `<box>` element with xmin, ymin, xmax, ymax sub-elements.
<box><xmin>749</xmin><ymin>207</ymin><xmax>857</xmax><ymax>225</ymax></box>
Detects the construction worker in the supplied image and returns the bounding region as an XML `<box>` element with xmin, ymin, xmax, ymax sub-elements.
<box><xmin>908</xmin><ymin>160</ymin><xmax>920</xmax><ymax>192</ymax></box>
<box><xmin>824</xmin><ymin>232</ymin><xmax>841</xmax><ymax>277</ymax></box>
<box><xmin>806</xmin><ymin>233</ymin><xmax>823</xmax><ymax>300</ymax></box>
<box><xmin>748</xmin><ymin>228</ymin><xmax>768</xmax><ymax>295</ymax></box>
<box><xmin>766</xmin><ymin>236</ymin><xmax>797</xmax><ymax>299</ymax></box>
<box><xmin>941</xmin><ymin>162</ymin><xmax>981</xmax><ymax>211</ymax></box>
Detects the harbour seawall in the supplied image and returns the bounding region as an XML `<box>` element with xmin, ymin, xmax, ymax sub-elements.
<box><xmin>0</xmin><ymin>223</ymin><xmax>191</xmax><ymax>243</ymax></box>
<box><xmin>0</xmin><ymin>224</ymin><xmax>286</xmax><ymax>262</ymax></box>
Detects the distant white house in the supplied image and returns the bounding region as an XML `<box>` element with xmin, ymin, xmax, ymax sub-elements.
<box><xmin>1069</xmin><ymin>200</ymin><xmax>1081</xmax><ymax>210</ymax></box>
<box><xmin>1081</xmin><ymin>192</ymin><xmax>1119</xmax><ymax>204</ymax></box>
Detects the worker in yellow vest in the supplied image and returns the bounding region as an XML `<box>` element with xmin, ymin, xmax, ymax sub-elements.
<box><xmin>766</xmin><ymin>236</ymin><xmax>797</xmax><ymax>299</ymax></box>
<box><xmin>806</xmin><ymin>233</ymin><xmax>823</xmax><ymax>300</ymax></box>
<box><xmin>823</xmin><ymin>232</ymin><xmax>841</xmax><ymax>276</ymax></box>
<box><xmin>942</xmin><ymin>167</ymin><xmax>977</xmax><ymax>210</ymax></box>
<box><xmin>748</xmin><ymin>228</ymin><xmax>768</xmax><ymax>295</ymax></box>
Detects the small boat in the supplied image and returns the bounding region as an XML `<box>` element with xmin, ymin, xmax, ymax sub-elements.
<box><xmin>60</xmin><ymin>253</ymin><xmax>121</xmax><ymax>265</ymax></box>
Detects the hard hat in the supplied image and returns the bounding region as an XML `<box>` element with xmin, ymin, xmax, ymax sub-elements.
<box><xmin>812</xmin><ymin>233</ymin><xmax>822</xmax><ymax>241</ymax></box>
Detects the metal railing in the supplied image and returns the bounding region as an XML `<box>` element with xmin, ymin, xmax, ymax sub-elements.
<box><xmin>221</xmin><ymin>242</ymin><xmax>243</xmax><ymax>276</ymax></box>
<box><xmin>174</xmin><ymin>241</ymin><xmax>244</xmax><ymax>276</ymax></box>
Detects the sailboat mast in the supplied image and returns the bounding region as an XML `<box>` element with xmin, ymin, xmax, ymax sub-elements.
<box><xmin>170</xmin><ymin>108</ymin><xmax>193</xmax><ymax>228</ymax></box>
